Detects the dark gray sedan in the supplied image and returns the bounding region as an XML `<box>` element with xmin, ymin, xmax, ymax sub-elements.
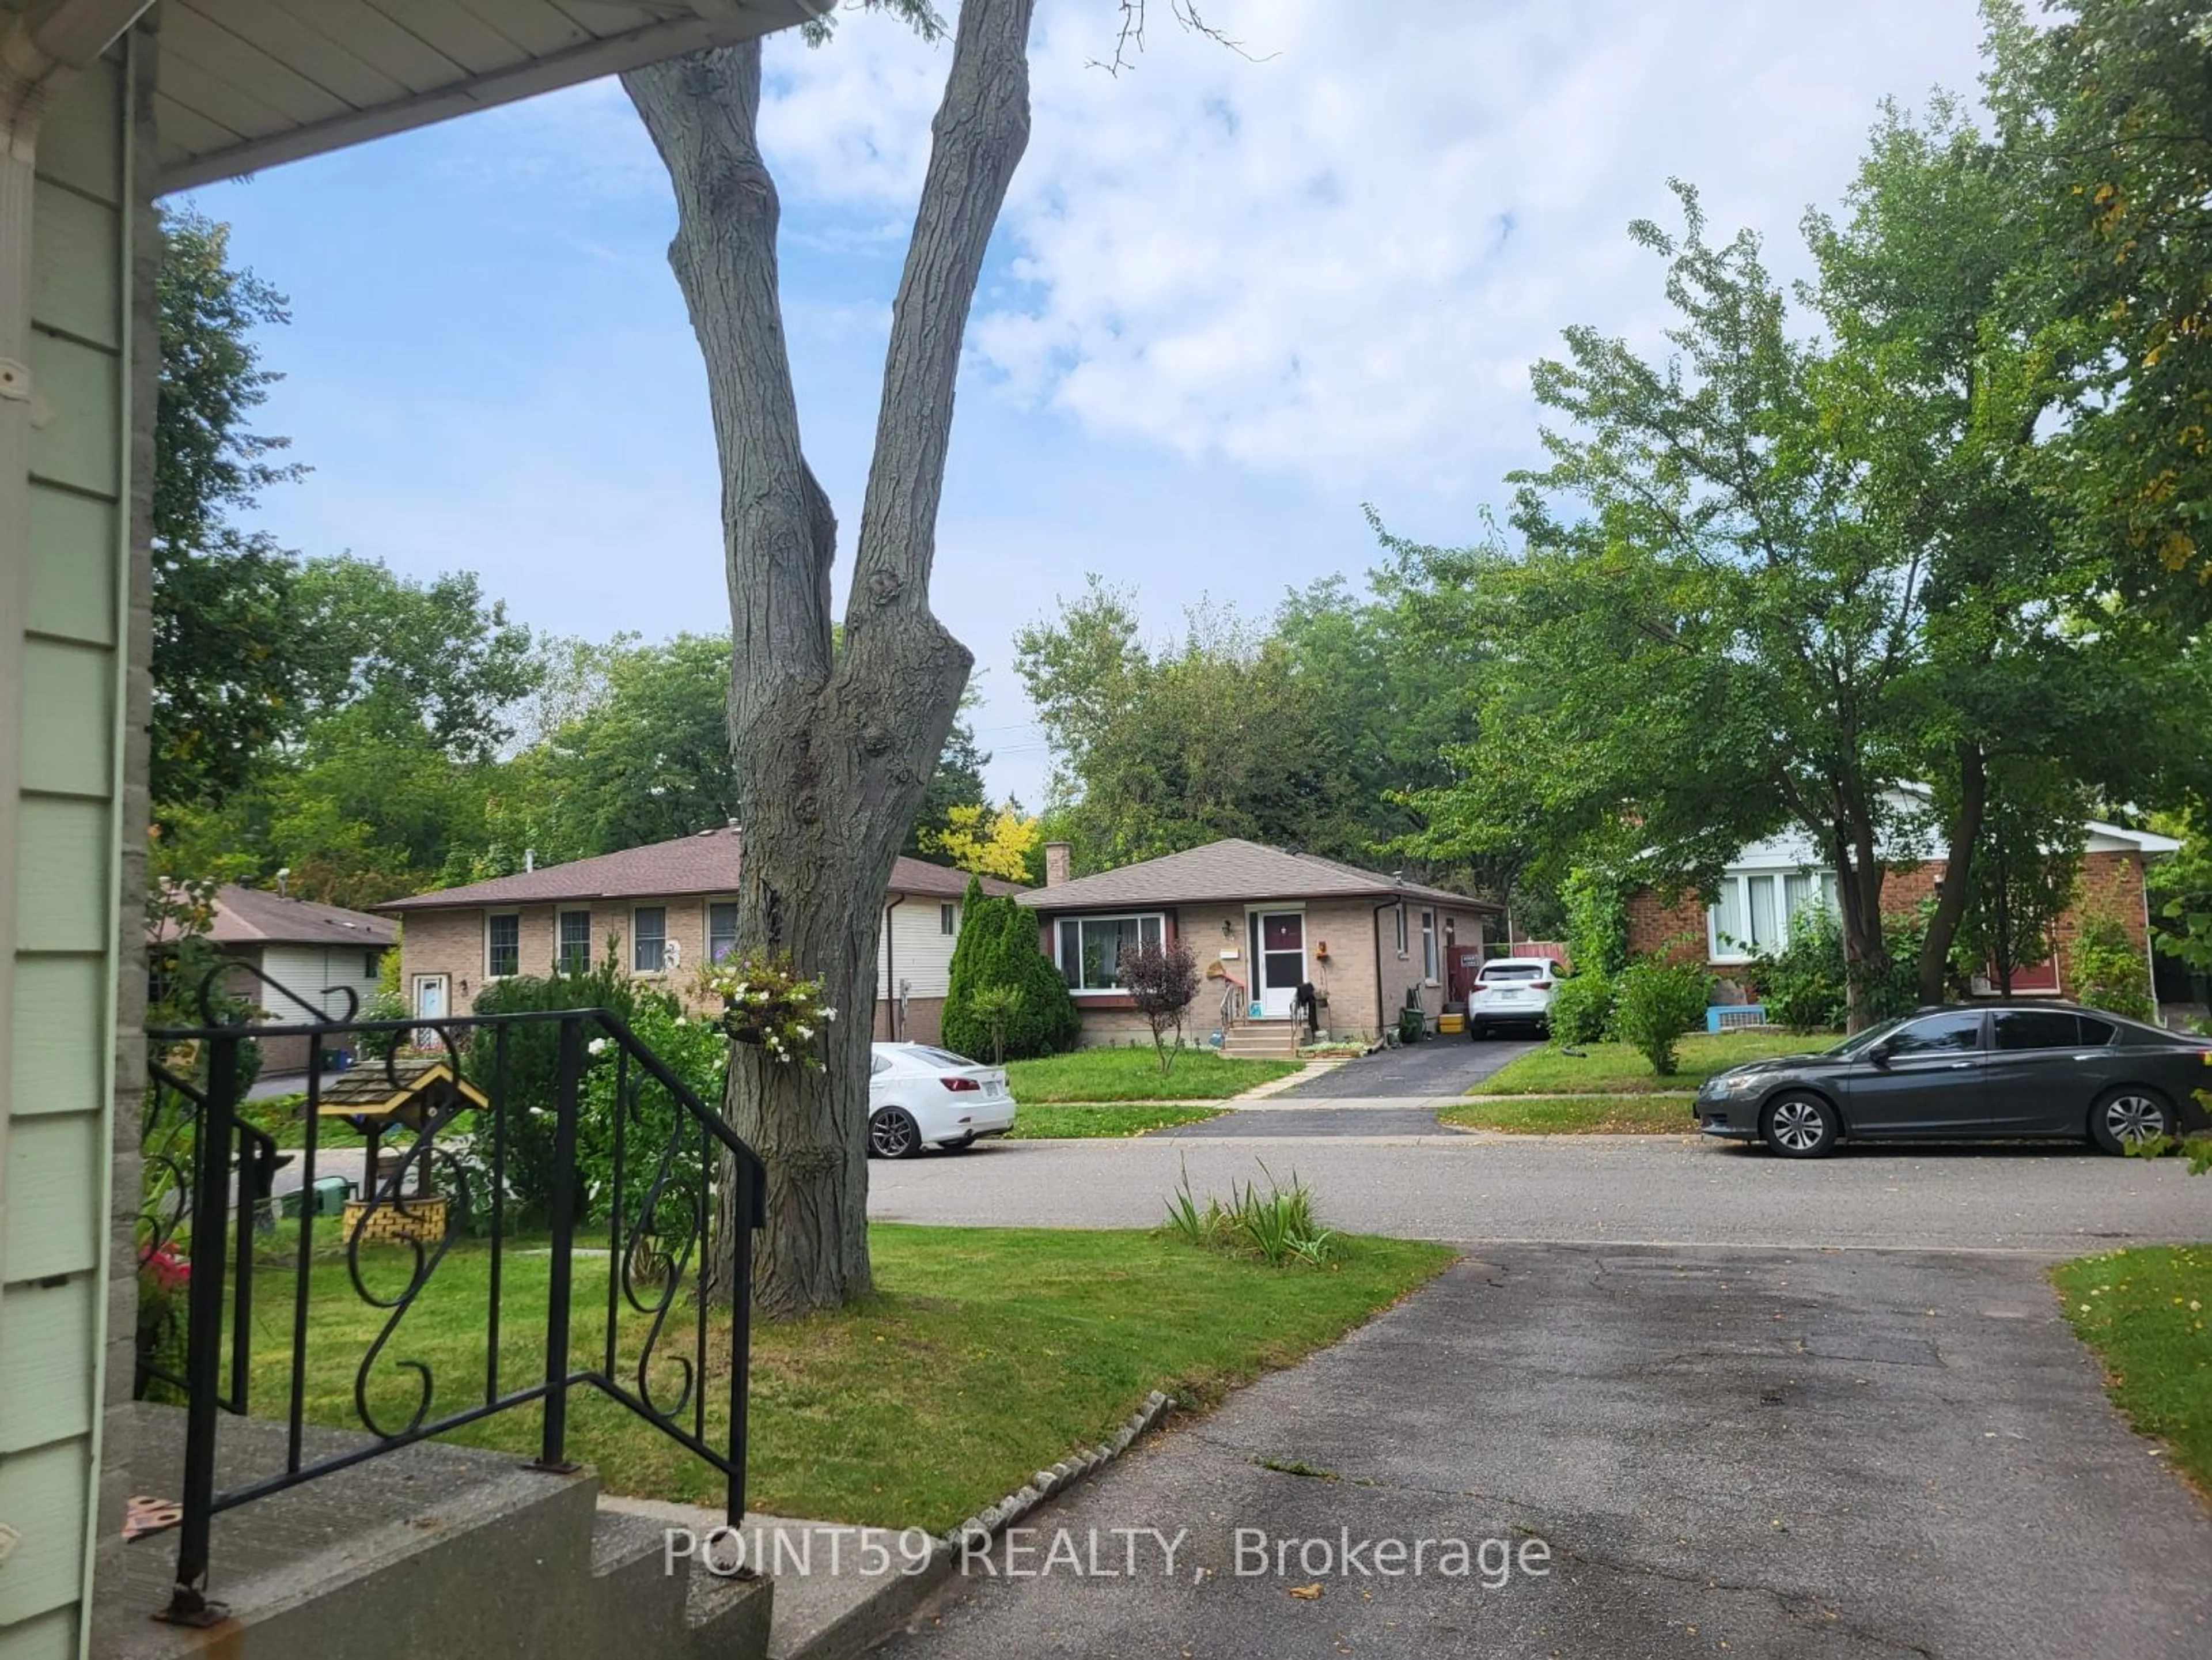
<box><xmin>1696</xmin><ymin>1004</ymin><xmax>2212</xmax><ymax>1159</ymax></box>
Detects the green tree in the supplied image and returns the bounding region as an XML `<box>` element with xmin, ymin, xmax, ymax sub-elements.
<box><xmin>150</xmin><ymin>209</ymin><xmax>308</xmax><ymax>818</ymax></box>
<box><xmin>941</xmin><ymin>877</ymin><xmax>1077</xmax><ymax>1060</ymax></box>
<box><xmin>1951</xmin><ymin>761</ymin><xmax>2086</xmax><ymax>997</ymax></box>
<box><xmin>908</xmin><ymin>708</ymin><xmax>990</xmax><ymax>859</ymax></box>
<box><xmin>1987</xmin><ymin>0</ymin><xmax>2212</xmax><ymax>614</ymax></box>
<box><xmin>1016</xmin><ymin>580</ymin><xmax>1369</xmax><ymax>873</ymax></box>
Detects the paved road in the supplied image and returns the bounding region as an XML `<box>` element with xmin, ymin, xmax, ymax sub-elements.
<box><xmin>1157</xmin><ymin>1038</ymin><xmax>1541</xmax><ymax>1139</ymax></box>
<box><xmin>882</xmin><ymin>1246</ymin><xmax>2212</xmax><ymax>1659</ymax></box>
<box><xmin>872</xmin><ymin>1129</ymin><xmax>2210</xmax><ymax>1256</ymax></box>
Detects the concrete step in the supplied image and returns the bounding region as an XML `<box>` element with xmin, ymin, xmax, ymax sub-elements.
<box><xmin>1222</xmin><ymin>1023</ymin><xmax>1300</xmax><ymax>1057</ymax></box>
<box><xmin>97</xmin><ymin>1403</ymin><xmax>769</xmax><ymax>1660</ymax></box>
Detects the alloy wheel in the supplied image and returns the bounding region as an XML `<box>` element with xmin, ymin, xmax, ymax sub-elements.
<box><xmin>1768</xmin><ymin>1098</ymin><xmax>1829</xmax><ymax>1155</ymax></box>
<box><xmin>870</xmin><ymin>1108</ymin><xmax>919</xmax><ymax>1159</ymax></box>
<box><xmin>2103</xmin><ymin>1092</ymin><xmax>2168</xmax><ymax>1147</ymax></box>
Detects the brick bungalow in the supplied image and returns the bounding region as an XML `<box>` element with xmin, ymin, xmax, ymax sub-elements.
<box><xmin>1018</xmin><ymin>838</ymin><xmax>1502</xmax><ymax>1052</ymax></box>
<box><xmin>380</xmin><ymin>827</ymin><xmax>1023</xmax><ymax>1046</ymax></box>
<box><xmin>1626</xmin><ymin>791</ymin><xmax>2179</xmax><ymax>1015</ymax></box>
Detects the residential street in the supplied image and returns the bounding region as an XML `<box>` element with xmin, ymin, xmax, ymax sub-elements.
<box><xmin>873</xmin><ymin>1128</ymin><xmax>2209</xmax><ymax>1255</ymax></box>
<box><xmin>881</xmin><ymin>1245</ymin><xmax>2212</xmax><ymax>1659</ymax></box>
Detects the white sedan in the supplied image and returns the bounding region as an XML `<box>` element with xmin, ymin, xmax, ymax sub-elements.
<box><xmin>866</xmin><ymin>1043</ymin><xmax>1018</xmax><ymax>1158</ymax></box>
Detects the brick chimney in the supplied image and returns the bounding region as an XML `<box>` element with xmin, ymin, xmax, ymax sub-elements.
<box><xmin>1044</xmin><ymin>841</ymin><xmax>1072</xmax><ymax>888</ymax></box>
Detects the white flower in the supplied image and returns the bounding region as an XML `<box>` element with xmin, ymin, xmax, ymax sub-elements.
<box><xmin>674</xmin><ymin>1016</ymin><xmax>688</xmax><ymax>1027</ymax></box>
<box><xmin>729</xmin><ymin>984</ymin><xmax>748</xmax><ymax>1002</ymax></box>
<box><xmin>822</xmin><ymin>1007</ymin><xmax>839</xmax><ymax>1022</ymax></box>
<box><xmin>796</xmin><ymin>1025</ymin><xmax>815</xmax><ymax>1040</ymax></box>
<box><xmin>587</xmin><ymin>1037</ymin><xmax>608</xmax><ymax>1056</ymax></box>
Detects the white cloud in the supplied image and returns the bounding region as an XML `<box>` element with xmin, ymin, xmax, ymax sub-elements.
<box><xmin>757</xmin><ymin>0</ymin><xmax>1989</xmax><ymax>493</ymax></box>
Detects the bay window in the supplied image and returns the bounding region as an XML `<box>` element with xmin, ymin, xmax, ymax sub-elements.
<box><xmin>1055</xmin><ymin>913</ymin><xmax>1166</xmax><ymax>992</ymax></box>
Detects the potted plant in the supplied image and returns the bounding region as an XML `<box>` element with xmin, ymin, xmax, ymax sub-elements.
<box><xmin>696</xmin><ymin>951</ymin><xmax>838</xmax><ymax>1070</ymax></box>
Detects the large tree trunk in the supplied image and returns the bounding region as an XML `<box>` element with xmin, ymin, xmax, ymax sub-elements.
<box><xmin>1916</xmin><ymin>742</ymin><xmax>1985</xmax><ymax>1007</ymax></box>
<box><xmin>1827</xmin><ymin>799</ymin><xmax>1890</xmax><ymax>1032</ymax></box>
<box><xmin>624</xmin><ymin>0</ymin><xmax>1035</xmax><ymax>1317</ymax></box>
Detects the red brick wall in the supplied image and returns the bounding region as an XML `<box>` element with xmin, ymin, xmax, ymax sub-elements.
<box><xmin>1623</xmin><ymin>850</ymin><xmax>2153</xmax><ymax>996</ymax></box>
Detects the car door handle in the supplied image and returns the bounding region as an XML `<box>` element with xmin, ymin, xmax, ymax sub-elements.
<box><xmin>1948</xmin><ymin>1061</ymin><xmax>1974</xmax><ymax>1068</ymax></box>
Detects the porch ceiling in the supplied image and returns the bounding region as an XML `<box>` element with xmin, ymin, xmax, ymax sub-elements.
<box><xmin>153</xmin><ymin>0</ymin><xmax>825</xmax><ymax>191</ymax></box>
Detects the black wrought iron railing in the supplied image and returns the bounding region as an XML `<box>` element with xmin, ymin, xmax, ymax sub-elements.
<box><xmin>138</xmin><ymin>967</ymin><xmax>765</xmax><ymax>1627</ymax></box>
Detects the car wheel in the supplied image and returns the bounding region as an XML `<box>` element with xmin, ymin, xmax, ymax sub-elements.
<box><xmin>2089</xmin><ymin>1087</ymin><xmax>2173</xmax><ymax>1156</ymax></box>
<box><xmin>1468</xmin><ymin>1021</ymin><xmax>1486</xmax><ymax>1042</ymax></box>
<box><xmin>869</xmin><ymin>1106</ymin><xmax>922</xmax><ymax>1160</ymax></box>
<box><xmin>1762</xmin><ymin>1092</ymin><xmax>1838</xmax><ymax>1159</ymax></box>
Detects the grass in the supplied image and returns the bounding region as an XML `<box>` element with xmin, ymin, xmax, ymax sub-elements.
<box><xmin>1006</xmin><ymin>1103</ymin><xmax>1224</xmax><ymax>1139</ymax></box>
<box><xmin>230</xmin><ymin>1222</ymin><xmax>1452</xmax><ymax>1532</ymax></box>
<box><xmin>2054</xmin><ymin>1245</ymin><xmax>2212</xmax><ymax>1498</ymax></box>
<box><xmin>239</xmin><ymin>1094</ymin><xmax>363</xmax><ymax>1149</ymax></box>
<box><xmin>1467</xmin><ymin>1030</ymin><xmax>1836</xmax><ymax>1096</ymax></box>
<box><xmin>1437</xmin><ymin>1094</ymin><xmax>1702</xmax><ymax>1135</ymax></box>
<box><xmin>1003</xmin><ymin>1047</ymin><xmax>1300</xmax><ymax>1103</ymax></box>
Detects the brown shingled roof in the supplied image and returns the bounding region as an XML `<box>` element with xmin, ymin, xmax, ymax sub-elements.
<box><xmin>377</xmin><ymin>826</ymin><xmax>1022</xmax><ymax>912</ymax></box>
<box><xmin>177</xmin><ymin>884</ymin><xmax>397</xmax><ymax>948</ymax></box>
<box><xmin>1015</xmin><ymin>838</ymin><xmax>1499</xmax><ymax>913</ymax></box>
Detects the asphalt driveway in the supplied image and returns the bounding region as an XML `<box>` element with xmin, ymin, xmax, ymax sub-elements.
<box><xmin>883</xmin><ymin>1245</ymin><xmax>2212</xmax><ymax>1658</ymax></box>
<box><xmin>1156</xmin><ymin>1036</ymin><xmax>1541</xmax><ymax>1139</ymax></box>
<box><xmin>1270</xmin><ymin>1035</ymin><xmax>1540</xmax><ymax>1100</ymax></box>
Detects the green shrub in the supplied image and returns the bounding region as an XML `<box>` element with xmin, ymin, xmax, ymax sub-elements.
<box><xmin>2071</xmin><ymin>906</ymin><xmax>2156</xmax><ymax>1023</ymax></box>
<box><xmin>575</xmin><ymin>997</ymin><xmax>726</xmax><ymax>1229</ymax></box>
<box><xmin>1560</xmin><ymin>865</ymin><xmax>1631</xmax><ymax>980</ymax></box>
<box><xmin>942</xmin><ymin>878</ymin><xmax>1079</xmax><ymax>1060</ymax></box>
<box><xmin>1613</xmin><ymin>957</ymin><xmax>1711</xmax><ymax>1076</ymax></box>
<box><xmin>462</xmin><ymin>955</ymin><xmax>671</xmax><ymax>1230</ymax></box>
<box><xmin>1546</xmin><ymin>969</ymin><xmax>1614</xmax><ymax>1045</ymax></box>
<box><xmin>1750</xmin><ymin>903</ymin><xmax>1850</xmax><ymax>1031</ymax></box>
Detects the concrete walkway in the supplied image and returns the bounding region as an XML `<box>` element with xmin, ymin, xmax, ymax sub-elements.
<box><xmin>880</xmin><ymin>1246</ymin><xmax>2212</xmax><ymax>1659</ymax></box>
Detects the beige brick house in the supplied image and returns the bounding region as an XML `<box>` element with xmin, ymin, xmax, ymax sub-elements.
<box><xmin>1018</xmin><ymin>838</ymin><xmax>1501</xmax><ymax>1050</ymax></box>
<box><xmin>1625</xmin><ymin>791</ymin><xmax>2179</xmax><ymax>1017</ymax></box>
<box><xmin>380</xmin><ymin>827</ymin><xmax>1023</xmax><ymax>1046</ymax></box>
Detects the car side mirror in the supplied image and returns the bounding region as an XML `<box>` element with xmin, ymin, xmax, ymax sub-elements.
<box><xmin>1867</xmin><ymin>1039</ymin><xmax>1894</xmax><ymax>1066</ymax></box>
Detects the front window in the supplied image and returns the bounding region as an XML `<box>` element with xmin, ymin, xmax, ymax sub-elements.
<box><xmin>709</xmin><ymin>902</ymin><xmax>738</xmax><ymax>963</ymax></box>
<box><xmin>1709</xmin><ymin>869</ymin><xmax>1838</xmax><ymax>962</ymax></box>
<box><xmin>486</xmin><ymin>914</ymin><xmax>519</xmax><ymax>978</ymax></box>
<box><xmin>941</xmin><ymin>902</ymin><xmax>959</xmax><ymax>936</ymax></box>
<box><xmin>558</xmin><ymin>909</ymin><xmax>592</xmax><ymax>974</ymax></box>
<box><xmin>1393</xmin><ymin>903</ymin><xmax>1408</xmax><ymax>956</ymax></box>
<box><xmin>1055</xmin><ymin>913</ymin><xmax>1165</xmax><ymax>992</ymax></box>
<box><xmin>634</xmin><ymin>907</ymin><xmax>668</xmax><ymax>973</ymax></box>
<box><xmin>1421</xmin><ymin>909</ymin><xmax>1438</xmax><ymax>983</ymax></box>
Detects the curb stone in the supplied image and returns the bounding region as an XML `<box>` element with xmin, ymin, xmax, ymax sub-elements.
<box><xmin>940</xmin><ymin>1390</ymin><xmax>1176</xmax><ymax>1553</ymax></box>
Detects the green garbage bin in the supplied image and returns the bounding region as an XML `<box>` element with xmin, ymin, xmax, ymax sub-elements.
<box><xmin>283</xmin><ymin>1177</ymin><xmax>353</xmax><ymax>1219</ymax></box>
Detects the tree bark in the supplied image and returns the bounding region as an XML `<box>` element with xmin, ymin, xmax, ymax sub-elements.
<box><xmin>1826</xmin><ymin>791</ymin><xmax>1890</xmax><ymax>1033</ymax></box>
<box><xmin>1916</xmin><ymin>743</ymin><xmax>1985</xmax><ymax>1008</ymax></box>
<box><xmin>624</xmin><ymin>0</ymin><xmax>1035</xmax><ymax>1317</ymax></box>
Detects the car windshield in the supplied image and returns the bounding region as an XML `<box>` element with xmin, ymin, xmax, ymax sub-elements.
<box><xmin>1821</xmin><ymin>1017</ymin><xmax>1911</xmax><ymax>1060</ymax></box>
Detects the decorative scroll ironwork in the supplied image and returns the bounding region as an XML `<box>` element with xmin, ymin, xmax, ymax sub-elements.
<box><xmin>138</xmin><ymin>971</ymin><xmax>766</xmax><ymax>1627</ymax></box>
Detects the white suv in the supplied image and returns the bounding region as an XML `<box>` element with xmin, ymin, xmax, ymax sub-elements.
<box><xmin>1467</xmin><ymin>958</ymin><xmax>1561</xmax><ymax>1038</ymax></box>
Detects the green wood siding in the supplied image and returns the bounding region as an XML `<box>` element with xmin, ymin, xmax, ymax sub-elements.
<box><xmin>0</xmin><ymin>1442</ymin><xmax>90</xmax><ymax>1626</ymax></box>
<box><xmin>0</xmin><ymin>1276</ymin><xmax>94</xmax><ymax>1452</ymax></box>
<box><xmin>8</xmin><ymin>956</ymin><xmax>104</xmax><ymax>1113</ymax></box>
<box><xmin>3</xmin><ymin>25</ymin><xmax>130</xmax><ymax>1659</ymax></box>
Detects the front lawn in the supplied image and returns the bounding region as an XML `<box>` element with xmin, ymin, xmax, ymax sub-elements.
<box><xmin>238</xmin><ymin>1223</ymin><xmax>1452</xmax><ymax>1532</ymax></box>
<box><xmin>1007</xmin><ymin>1103</ymin><xmax>1223</xmax><ymax>1139</ymax></box>
<box><xmin>1005</xmin><ymin>1047</ymin><xmax>1300</xmax><ymax>1102</ymax></box>
<box><xmin>1438</xmin><ymin>1094</ymin><xmax>1700</xmax><ymax>1135</ymax></box>
<box><xmin>1468</xmin><ymin>1030</ymin><xmax>1835</xmax><ymax>1095</ymax></box>
<box><xmin>2055</xmin><ymin>1246</ymin><xmax>2212</xmax><ymax>1497</ymax></box>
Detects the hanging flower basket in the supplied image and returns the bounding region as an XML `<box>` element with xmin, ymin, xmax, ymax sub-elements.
<box><xmin>696</xmin><ymin>951</ymin><xmax>838</xmax><ymax>1070</ymax></box>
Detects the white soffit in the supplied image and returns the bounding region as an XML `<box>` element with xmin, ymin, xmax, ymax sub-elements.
<box><xmin>153</xmin><ymin>0</ymin><xmax>824</xmax><ymax>191</ymax></box>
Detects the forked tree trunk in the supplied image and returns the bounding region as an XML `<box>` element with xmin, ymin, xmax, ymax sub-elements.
<box><xmin>624</xmin><ymin>0</ymin><xmax>1035</xmax><ymax>1316</ymax></box>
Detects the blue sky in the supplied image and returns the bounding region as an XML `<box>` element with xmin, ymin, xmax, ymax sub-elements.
<box><xmin>194</xmin><ymin>0</ymin><xmax>1990</xmax><ymax>807</ymax></box>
